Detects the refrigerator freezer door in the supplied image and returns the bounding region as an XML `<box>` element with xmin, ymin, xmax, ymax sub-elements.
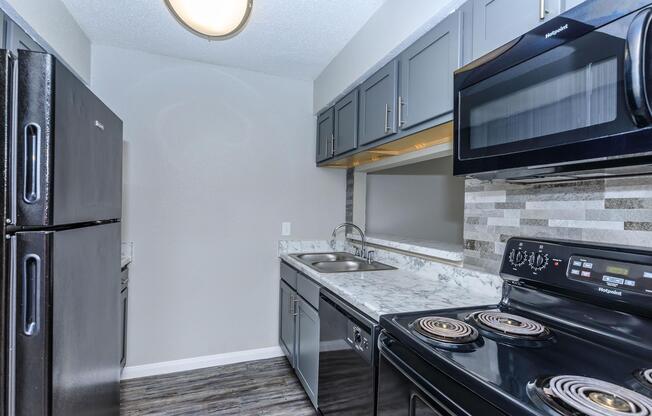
<box><xmin>14</xmin><ymin>223</ymin><xmax>121</xmax><ymax>416</ymax></box>
<box><xmin>15</xmin><ymin>50</ymin><xmax>122</xmax><ymax>227</ymax></box>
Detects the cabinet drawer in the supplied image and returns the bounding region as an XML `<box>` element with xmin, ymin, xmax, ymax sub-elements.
<box><xmin>281</xmin><ymin>262</ymin><xmax>297</xmax><ymax>289</ymax></box>
<box><xmin>297</xmin><ymin>273</ymin><xmax>320</xmax><ymax>310</ymax></box>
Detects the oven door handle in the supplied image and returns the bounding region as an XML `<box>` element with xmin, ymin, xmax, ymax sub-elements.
<box><xmin>625</xmin><ymin>7</ymin><xmax>652</xmax><ymax>127</ymax></box>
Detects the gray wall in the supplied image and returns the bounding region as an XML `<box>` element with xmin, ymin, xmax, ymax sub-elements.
<box><xmin>0</xmin><ymin>0</ymin><xmax>91</xmax><ymax>82</ymax></box>
<box><xmin>464</xmin><ymin>175</ymin><xmax>652</xmax><ymax>273</ymax></box>
<box><xmin>91</xmin><ymin>45</ymin><xmax>345</xmax><ymax>366</ymax></box>
<box><xmin>365</xmin><ymin>157</ymin><xmax>465</xmax><ymax>243</ymax></box>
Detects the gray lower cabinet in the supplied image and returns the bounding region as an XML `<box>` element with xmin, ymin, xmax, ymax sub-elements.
<box><xmin>295</xmin><ymin>298</ymin><xmax>320</xmax><ymax>407</ymax></box>
<box><xmin>279</xmin><ymin>280</ymin><xmax>297</xmax><ymax>367</ymax></box>
<box><xmin>278</xmin><ymin>263</ymin><xmax>320</xmax><ymax>408</ymax></box>
<box><xmin>333</xmin><ymin>89</ymin><xmax>358</xmax><ymax>155</ymax></box>
<box><xmin>472</xmin><ymin>0</ymin><xmax>560</xmax><ymax>60</ymax></box>
<box><xmin>358</xmin><ymin>60</ymin><xmax>398</xmax><ymax>146</ymax></box>
<box><xmin>398</xmin><ymin>9</ymin><xmax>461</xmax><ymax>132</ymax></box>
<box><xmin>316</xmin><ymin>107</ymin><xmax>335</xmax><ymax>163</ymax></box>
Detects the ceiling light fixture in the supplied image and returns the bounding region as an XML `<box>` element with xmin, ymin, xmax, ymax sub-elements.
<box><xmin>164</xmin><ymin>0</ymin><xmax>253</xmax><ymax>40</ymax></box>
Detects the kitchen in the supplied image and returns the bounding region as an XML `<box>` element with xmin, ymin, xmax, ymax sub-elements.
<box><xmin>0</xmin><ymin>0</ymin><xmax>651</xmax><ymax>415</ymax></box>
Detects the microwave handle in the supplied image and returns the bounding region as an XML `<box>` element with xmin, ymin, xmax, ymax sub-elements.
<box><xmin>625</xmin><ymin>8</ymin><xmax>652</xmax><ymax>127</ymax></box>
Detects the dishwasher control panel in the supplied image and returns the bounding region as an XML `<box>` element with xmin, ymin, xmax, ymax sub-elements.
<box><xmin>347</xmin><ymin>321</ymin><xmax>372</xmax><ymax>363</ymax></box>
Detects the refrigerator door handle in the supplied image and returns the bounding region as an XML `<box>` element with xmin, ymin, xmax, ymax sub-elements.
<box><xmin>22</xmin><ymin>123</ymin><xmax>41</xmax><ymax>204</ymax></box>
<box><xmin>21</xmin><ymin>254</ymin><xmax>41</xmax><ymax>336</ymax></box>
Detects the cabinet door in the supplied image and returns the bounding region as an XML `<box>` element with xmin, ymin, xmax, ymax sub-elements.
<box><xmin>316</xmin><ymin>107</ymin><xmax>334</xmax><ymax>163</ymax></box>
<box><xmin>334</xmin><ymin>89</ymin><xmax>358</xmax><ymax>155</ymax></box>
<box><xmin>359</xmin><ymin>60</ymin><xmax>398</xmax><ymax>146</ymax></box>
<box><xmin>472</xmin><ymin>0</ymin><xmax>560</xmax><ymax>60</ymax></box>
<box><xmin>295</xmin><ymin>298</ymin><xmax>320</xmax><ymax>408</ymax></box>
<box><xmin>398</xmin><ymin>11</ymin><xmax>459</xmax><ymax>131</ymax></box>
<box><xmin>279</xmin><ymin>281</ymin><xmax>297</xmax><ymax>367</ymax></box>
<box><xmin>562</xmin><ymin>0</ymin><xmax>586</xmax><ymax>11</ymax></box>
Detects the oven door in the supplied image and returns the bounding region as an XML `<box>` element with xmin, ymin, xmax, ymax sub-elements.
<box><xmin>454</xmin><ymin>6</ymin><xmax>652</xmax><ymax>178</ymax></box>
<box><xmin>377</xmin><ymin>333</ymin><xmax>506</xmax><ymax>416</ymax></box>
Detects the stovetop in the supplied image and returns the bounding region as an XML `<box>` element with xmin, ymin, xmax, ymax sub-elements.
<box><xmin>379</xmin><ymin>237</ymin><xmax>652</xmax><ymax>416</ymax></box>
<box><xmin>382</xmin><ymin>302</ymin><xmax>651</xmax><ymax>412</ymax></box>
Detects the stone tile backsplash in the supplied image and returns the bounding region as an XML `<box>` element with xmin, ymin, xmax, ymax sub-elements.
<box><xmin>464</xmin><ymin>175</ymin><xmax>652</xmax><ymax>273</ymax></box>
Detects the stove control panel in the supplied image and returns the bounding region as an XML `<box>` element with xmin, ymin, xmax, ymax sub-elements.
<box><xmin>501</xmin><ymin>238</ymin><xmax>652</xmax><ymax>309</ymax></box>
<box><xmin>566</xmin><ymin>255</ymin><xmax>652</xmax><ymax>296</ymax></box>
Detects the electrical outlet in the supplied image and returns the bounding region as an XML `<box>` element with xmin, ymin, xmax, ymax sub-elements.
<box><xmin>281</xmin><ymin>222</ymin><xmax>291</xmax><ymax>236</ymax></box>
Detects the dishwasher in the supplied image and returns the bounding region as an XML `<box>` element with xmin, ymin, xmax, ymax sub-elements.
<box><xmin>318</xmin><ymin>289</ymin><xmax>379</xmax><ymax>415</ymax></box>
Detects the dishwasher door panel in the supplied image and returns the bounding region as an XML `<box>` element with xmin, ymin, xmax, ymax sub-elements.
<box><xmin>318</xmin><ymin>294</ymin><xmax>375</xmax><ymax>415</ymax></box>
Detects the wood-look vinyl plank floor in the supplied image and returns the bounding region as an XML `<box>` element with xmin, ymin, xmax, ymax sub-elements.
<box><xmin>120</xmin><ymin>357</ymin><xmax>317</xmax><ymax>416</ymax></box>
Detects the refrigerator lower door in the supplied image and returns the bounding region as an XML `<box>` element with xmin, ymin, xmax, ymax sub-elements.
<box><xmin>13</xmin><ymin>223</ymin><xmax>120</xmax><ymax>416</ymax></box>
<box><xmin>15</xmin><ymin>50</ymin><xmax>122</xmax><ymax>227</ymax></box>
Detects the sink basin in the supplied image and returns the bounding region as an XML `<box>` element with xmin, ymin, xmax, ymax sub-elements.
<box><xmin>311</xmin><ymin>260</ymin><xmax>396</xmax><ymax>273</ymax></box>
<box><xmin>294</xmin><ymin>252</ymin><xmax>356</xmax><ymax>263</ymax></box>
<box><xmin>289</xmin><ymin>252</ymin><xmax>396</xmax><ymax>273</ymax></box>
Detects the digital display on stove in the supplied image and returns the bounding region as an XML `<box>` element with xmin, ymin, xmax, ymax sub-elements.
<box><xmin>606</xmin><ymin>266</ymin><xmax>629</xmax><ymax>276</ymax></box>
<box><xmin>566</xmin><ymin>255</ymin><xmax>652</xmax><ymax>296</ymax></box>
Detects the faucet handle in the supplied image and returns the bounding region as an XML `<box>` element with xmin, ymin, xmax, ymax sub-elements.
<box><xmin>354</xmin><ymin>247</ymin><xmax>361</xmax><ymax>257</ymax></box>
<box><xmin>367</xmin><ymin>250</ymin><xmax>375</xmax><ymax>264</ymax></box>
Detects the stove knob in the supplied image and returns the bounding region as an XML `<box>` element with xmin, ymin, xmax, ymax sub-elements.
<box><xmin>529</xmin><ymin>253</ymin><xmax>549</xmax><ymax>271</ymax></box>
<box><xmin>509</xmin><ymin>249</ymin><xmax>528</xmax><ymax>267</ymax></box>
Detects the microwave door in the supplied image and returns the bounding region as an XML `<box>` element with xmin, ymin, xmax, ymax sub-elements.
<box><xmin>453</xmin><ymin>6</ymin><xmax>652</xmax><ymax>179</ymax></box>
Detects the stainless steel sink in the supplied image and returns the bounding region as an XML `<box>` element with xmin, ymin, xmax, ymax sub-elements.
<box><xmin>294</xmin><ymin>252</ymin><xmax>356</xmax><ymax>263</ymax></box>
<box><xmin>289</xmin><ymin>252</ymin><xmax>396</xmax><ymax>273</ymax></box>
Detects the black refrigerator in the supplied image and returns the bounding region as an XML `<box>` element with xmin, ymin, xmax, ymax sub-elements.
<box><xmin>0</xmin><ymin>50</ymin><xmax>123</xmax><ymax>415</ymax></box>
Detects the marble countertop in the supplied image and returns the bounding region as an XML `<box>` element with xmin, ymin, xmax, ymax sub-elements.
<box><xmin>280</xmin><ymin>244</ymin><xmax>502</xmax><ymax>322</ymax></box>
<box><xmin>346</xmin><ymin>233</ymin><xmax>464</xmax><ymax>263</ymax></box>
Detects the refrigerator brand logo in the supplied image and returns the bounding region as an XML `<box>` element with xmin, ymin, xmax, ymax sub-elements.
<box><xmin>598</xmin><ymin>287</ymin><xmax>622</xmax><ymax>296</ymax></box>
<box><xmin>545</xmin><ymin>24</ymin><xmax>568</xmax><ymax>39</ymax></box>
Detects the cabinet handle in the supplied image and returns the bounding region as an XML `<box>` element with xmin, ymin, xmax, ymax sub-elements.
<box><xmin>398</xmin><ymin>96</ymin><xmax>405</xmax><ymax>128</ymax></box>
<box><xmin>289</xmin><ymin>294</ymin><xmax>294</xmax><ymax>314</ymax></box>
<box><xmin>539</xmin><ymin>0</ymin><xmax>547</xmax><ymax>20</ymax></box>
<box><xmin>384</xmin><ymin>104</ymin><xmax>391</xmax><ymax>133</ymax></box>
<box><xmin>292</xmin><ymin>297</ymin><xmax>299</xmax><ymax>317</ymax></box>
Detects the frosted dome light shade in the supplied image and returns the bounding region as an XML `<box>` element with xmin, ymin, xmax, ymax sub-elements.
<box><xmin>165</xmin><ymin>0</ymin><xmax>253</xmax><ymax>39</ymax></box>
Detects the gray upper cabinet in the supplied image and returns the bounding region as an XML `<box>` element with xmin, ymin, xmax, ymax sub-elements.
<box><xmin>316</xmin><ymin>107</ymin><xmax>334</xmax><ymax>163</ymax></box>
<box><xmin>295</xmin><ymin>298</ymin><xmax>320</xmax><ymax>407</ymax></box>
<box><xmin>333</xmin><ymin>89</ymin><xmax>358</xmax><ymax>155</ymax></box>
<box><xmin>358</xmin><ymin>60</ymin><xmax>398</xmax><ymax>147</ymax></box>
<box><xmin>279</xmin><ymin>280</ymin><xmax>297</xmax><ymax>368</ymax></box>
<box><xmin>398</xmin><ymin>10</ymin><xmax>460</xmax><ymax>131</ymax></box>
<box><xmin>562</xmin><ymin>0</ymin><xmax>586</xmax><ymax>11</ymax></box>
<box><xmin>5</xmin><ymin>19</ymin><xmax>44</xmax><ymax>53</ymax></box>
<box><xmin>472</xmin><ymin>0</ymin><xmax>560</xmax><ymax>60</ymax></box>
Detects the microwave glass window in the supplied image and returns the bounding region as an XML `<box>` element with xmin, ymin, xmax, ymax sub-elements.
<box><xmin>468</xmin><ymin>57</ymin><xmax>618</xmax><ymax>150</ymax></box>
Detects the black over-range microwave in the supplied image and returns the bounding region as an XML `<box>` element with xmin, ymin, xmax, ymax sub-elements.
<box><xmin>454</xmin><ymin>0</ymin><xmax>652</xmax><ymax>182</ymax></box>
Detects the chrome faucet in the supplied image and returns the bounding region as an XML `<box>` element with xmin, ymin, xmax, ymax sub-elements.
<box><xmin>330</xmin><ymin>222</ymin><xmax>372</xmax><ymax>263</ymax></box>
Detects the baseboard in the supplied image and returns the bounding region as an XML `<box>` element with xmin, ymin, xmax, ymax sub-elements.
<box><xmin>121</xmin><ymin>346</ymin><xmax>285</xmax><ymax>380</ymax></box>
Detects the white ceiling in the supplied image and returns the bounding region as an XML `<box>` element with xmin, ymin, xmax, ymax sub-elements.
<box><xmin>60</xmin><ymin>0</ymin><xmax>387</xmax><ymax>80</ymax></box>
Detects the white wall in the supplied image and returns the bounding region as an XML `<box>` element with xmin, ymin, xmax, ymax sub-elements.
<box><xmin>0</xmin><ymin>0</ymin><xmax>91</xmax><ymax>83</ymax></box>
<box><xmin>91</xmin><ymin>45</ymin><xmax>345</xmax><ymax>366</ymax></box>
<box><xmin>313</xmin><ymin>0</ymin><xmax>464</xmax><ymax>113</ymax></box>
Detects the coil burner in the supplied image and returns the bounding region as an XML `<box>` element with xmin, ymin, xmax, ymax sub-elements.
<box><xmin>411</xmin><ymin>317</ymin><xmax>481</xmax><ymax>351</ymax></box>
<box><xmin>635</xmin><ymin>369</ymin><xmax>652</xmax><ymax>391</ymax></box>
<box><xmin>466</xmin><ymin>310</ymin><xmax>553</xmax><ymax>346</ymax></box>
<box><xmin>529</xmin><ymin>375</ymin><xmax>652</xmax><ymax>416</ymax></box>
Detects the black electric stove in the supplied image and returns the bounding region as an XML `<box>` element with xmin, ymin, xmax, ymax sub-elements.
<box><xmin>377</xmin><ymin>237</ymin><xmax>652</xmax><ymax>416</ymax></box>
